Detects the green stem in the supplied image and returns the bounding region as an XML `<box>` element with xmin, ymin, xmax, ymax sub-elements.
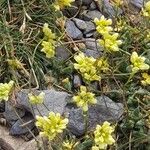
<box><xmin>83</xmin><ymin>111</ymin><xmax>88</xmax><ymax>133</ymax></box>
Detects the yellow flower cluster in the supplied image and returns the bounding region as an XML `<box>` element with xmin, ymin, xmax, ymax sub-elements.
<box><xmin>0</xmin><ymin>81</ymin><xmax>14</xmax><ymax>101</ymax></box>
<box><xmin>74</xmin><ymin>53</ymin><xmax>100</xmax><ymax>81</ymax></box>
<box><xmin>94</xmin><ymin>15</ymin><xmax>122</xmax><ymax>52</ymax></box>
<box><xmin>54</xmin><ymin>0</ymin><xmax>75</xmax><ymax>10</ymax></box>
<box><xmin>142</xmin><ymin>1</ymin><xmax>150</xmax><ymax>17</ymax></box>
<box><xmin>99</xmin><ymin>33</ymin><xmax>122</xmax><ymax>52</ymax></box>
<box><xmin>130</xmin><ymin>52</ymin><xmax>149</xmax><ymax>73</ymax></box>
<box><xmin>28</xmin><ymin>92</ymin><xmax>45</xmax><ymax>104</ymax></box>
<box><xmin>141</xmin><ymin>73</ymin><xmax>150</xmax><ymax>86</ymax></box>
<box><xmin>92</xmin><ymin>121</ymin><xmax>115</xmax><ymax>150</ymax></box>
<box><xmin>41</xmin><ymin>23</ymin><xmax>56</xmax><ymax>58</ymax></box>
<box><xmin>94</xmin><ymin>16</ymin><xmax>112</xmax><ymax>35</ymax></box>
<box><xmin>41</xmin><ymin>41</ymin><xmax>55</xmax><ymax>58</ymax></box>
<box><xmin>7</xmin><ymin>59</ymin><xmax>23</xmax><ymax>69</ymax></box>
<box><xmin>73</xmin><ymin>86</ymin><xmax>97</xmax><ymax>112</ymax></box>
<box><xmin>36</xmin><ymin>112</ymin><xmax>68</xmax><ymax>140</ymax></box>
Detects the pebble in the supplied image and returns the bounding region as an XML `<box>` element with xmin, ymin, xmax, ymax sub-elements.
<box><xmin>72</xmin><ymin>18</ymin><xmax>87</xmax><ymax>30</ymax></box>
<box><xmin>66</xmin><ymin>20</ymin><xmax>83</xmax><ymax>40</ymax></box>
<box><xmin>55</xmin><ymin>46</ymin><xmax>71</xmax><ymax>61</ymax></box>
<box><xmin>85</xmin><ymin>38</ymin><xmax>101</xmax><ymax>51</ymax></box>
<box><xmin>84</xmin><ymin>21</ymin><xmax>95</xmax><ymax>36</ymax></box>
<box><xmin>73</xmin><ymin>75</ymin><xmax>82</xmax><ymax>88</ymax></box>
<box><xmin>130</xmin><ymin>0</ymin><xmax>144</xmax><ymax>9</ymax></box>
<box><xmin>83</xmin><ymin>10</ymin><xmax>102</xmax><ymax>21</ymax></box>
<box><xmin>10</xmin><ymin>114</ymin><xmax>35</xmax><ymax>136</ymax></box>
<box><xmin>3</xmin><ymin>102</ymin><xmax>25</xmax><ymax>123</ymax></box>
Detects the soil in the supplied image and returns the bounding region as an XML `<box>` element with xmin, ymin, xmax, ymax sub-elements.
<box><xmin>0</xmin><ymin>138</ymin><xmax>14</xmax><ymax>150</ymax></box>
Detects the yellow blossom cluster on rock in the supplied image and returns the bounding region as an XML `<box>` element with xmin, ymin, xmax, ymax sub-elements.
<box><xmin>92</xmin><ymin>121</ymin><xmax>115</xmax><ymax>150</ymax></box>
<box><xmin>73</xmin><ymin>86</ymin><xmax>97</xmax><ymax>112</ymax></box>
<box><xmin>94</xmin><ymin>15</ymin><xmax>122</xmax><ymax>52</ymax></box>
<box><xmin>41</xmin><ymin>23</ymin><xmax>56</xmax><ymax>58</ymax></box>
<box><xmin>28</xmin><ymin>92</ymin><xmax>45</xmax><ymax>104</ymax></box>
<box><xmin>0</xmin><ymin>81</ymin><xmax>14</xmax><ymax>101</ymax></box>
<box><xmin>36</xmin><ymin>112</ymin><xmax>68</xmax><ymax>140</ymax></box>
<box><xmin>54</xmin><ymin>0</ymin><xmax>75</xmax><ymax>10</ymax></box>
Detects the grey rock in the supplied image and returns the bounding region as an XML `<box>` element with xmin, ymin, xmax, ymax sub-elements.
<box><xmin>3</xmin><ymin>102</ymin><xmax>25</xmax><ymax>122</ymax></box>
<box><xmin>56</xmin><ymin>46</ymin><xmax>71</xmax><ymax>61</ymax></box>
<box><xmin>16</xmin><ymin>89</ymin><xmax>69</xmax><ymax>116</ymax></box>
<box><xmin>66</xmin><ymin>96</ymin><xmax>124</xmax><ymax>136</ymax></box>
<box><xmin>66</xmin><ymin>20</ymin><xmax>83</xmax><ymax>40</ymax></box>
<box><xmin>72</xmin><ymin>18</ymin><xmax>87</xmax><ymax>30</ymax></box>
<box><xmin>130</xmin><ymin>0</ymin><xmax>143</xmax><ymax>9</ymax></box>
<box><xmin>99</xmin><ymin>0</ymin><xmax>122</xmax><ymax>17</ymax></box>
<box><xmin>85</xmin><ymin>38</ymin><xmax>102</xmax><ymax>51</ymax></box>
<box><xmin>84</xmin><ymin>21</ymin><xmax>95</xmax><ymax>35</ymax></box>
<box><xmin>0</xmin><ymin>101</ymin><xmax>5</xmax><ymax>112</ymax></box>
<box><xmin>82</xmin><ymin>0</ymin><xmax>93</xmax><ymax>6</ymax></box>
<box><xmin>83</xmin><ymin>10</ymin><xmax>102</xmax><ymax>21</ymax></box>
<box><xmin>89</xmin><ymin>1</ymin><xmax>97</xmax><ymax>10</ymax></box>
<box><xmin>10</xmin><ymin>114</ymin><xmax>35</xmax><ymax>136</ymax></box>
<box><xmin>84</xmin><ymin>49</ymin><xmax>101</xmax><ymax>59</ymax></box>
<box><xmin>73</xmin><ymin>75</ymin><xmax>82</xmax><ymax>88</ymax></box>
<box><xmin>63</xmin><ymin>4</ymin><xmax>79</xmax><ymax>17</ymax></box>
<box><xmin>90</xmin><ymin>81</ymin><xmax>99</xmax><ymax>91</ymax></box>
<box><xmin>85</xmin><ymin>31</ymin><xmax>95</xmax><ymax>38</ymax></box>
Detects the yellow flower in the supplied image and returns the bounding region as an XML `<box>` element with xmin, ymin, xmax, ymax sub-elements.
<box><xmin>54</xmin><ymin>0</ymin><xmax>75</xmax><ymax>10</ymax></box>
<box><xmin>130</xmin><ymin>52</ymin><xmax>149</xmax><ymax>72</ymax></box>
<box><xmin>74</xmin><ymin>53</ymin><xmax>100</xmax><ymax>81</ymax></box>
<box><xmin>41</xmin><ymin>41</ymin><xmax>55</xmax><ymax>58</ymax></box>
<box><xmin>0</xmin><ymin>81</ymin><xmax>14</xmax><ymax>101</ymax></box>
<box><xmin>92</xmin><ymin>145</ymin><xmax>99</xmax><ymax>150</ymax></box>
<box><xmin>93</xmin><ymin>121</ymin><xmax>115</xmax><ymax>149</ymax></box>
<box><xmin>43</xmin><ymin>23</ymin><xmax>56</xmax><ymax>42</ymax></box>
<box><xmin>97</xmin><ymin>57</ymin><xmax>110</xmax><ymax>72</ymax></box>
<box><xmin>41</xmin><ymin>23</ymin><xmax>56</xmax><ymax>58</ymax></box>
<box><xmin>145</xmin><ymin>1</ymin><xmax>150</xmax><ymax>11</ymax></box>
<box><xmin>7</xmin><ymin>59</ymin><xmax>23</xmax><ymax>69</ymax></box>
<box><xmin>28</xmin><ymin>92</ymin><xmax>45</xmax><ymax>104</ymax></box>
<box><xmin>94</xmin><ymin>16</ymin><xmax>112</xmax><ymax>35</ymax></box>
<box><xmin>99</xmin><ymin>33</ymin><xmax>122</xmax><ymax>52</ymax></box>
<box><xmin>142</xmin><ymin>1</ymin><xmax>150</xmax><ymax>17</ymax></box>
<box><xmin>73</xmin><ymin>86</ymin><xmax>97</xmax><ymax>112</ymax></box>
<box><xmin>141</xmin><ymin>73</ymin><xmax>150</xmax><ymax>86</ymax></box>
<box><xmin>36</xmin><ymin>112</ymin><xmax>68</xmax><ymax>140</ymax></box>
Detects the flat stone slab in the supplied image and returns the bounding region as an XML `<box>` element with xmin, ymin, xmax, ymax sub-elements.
<box><xmin>0</xmin><ymin>125</ymin><xmax>38</xmax><ymax>150</ymax></box>
<box><xmin>15</xmin><ymin>89</ymin><xmax>69</xmax><ymax>117</ymax></box>
<box><xmin>66</xmin><ymin>95</ymin><xmax>124</xmax><ymax>136</ymax></box>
